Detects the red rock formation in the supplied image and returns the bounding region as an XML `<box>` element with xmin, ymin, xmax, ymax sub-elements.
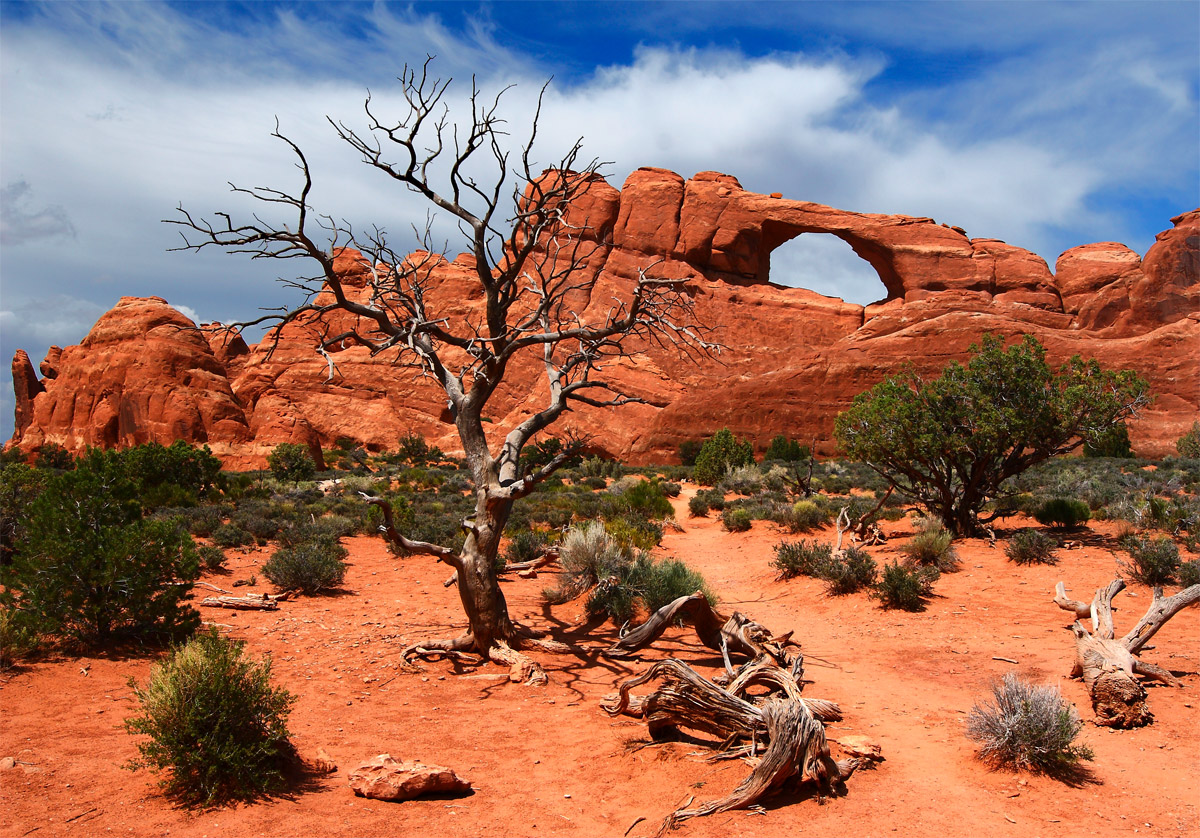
<box><xmin>9</xmin><ymin>297</ymin><xmax>251</xmax><ymax>458</ymax></box>
<box><xmin>8</xmin><ymin>172</ymin><xmax>1198</xmax><ymax>465</ymax></box>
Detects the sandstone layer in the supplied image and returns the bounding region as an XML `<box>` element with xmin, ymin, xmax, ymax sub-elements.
<box><xmin>8</xmin><ymin>171</ymin><xmax>1198</xmax><ymax>466</ymax></box>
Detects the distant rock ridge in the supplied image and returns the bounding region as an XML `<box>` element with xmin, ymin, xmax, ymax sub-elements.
<box><xmin>8</xmin><ymin>169</ymin><xmax>1198</xmax><ymax>467</ymax></box>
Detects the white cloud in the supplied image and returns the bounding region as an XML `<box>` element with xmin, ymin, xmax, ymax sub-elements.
<box><xmin>0</xmin><ymin>180</ymin><xmax>77</xmax><ymax>245</ymax></box>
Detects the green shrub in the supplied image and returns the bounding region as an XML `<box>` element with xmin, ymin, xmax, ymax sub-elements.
<box><xmin>900</xmin><ymin>520</ymin><xmax>959</xmax><ymax>570</ymax></box>
<box><xmin>34</xmin><ymin>443</ymin><xmax>74</xmax><ymax>470</ymax></box>
<box><xmin>764</xmin><ymin>435</ymin><xmax>809</xmax><ymax>463</ymax></box>
<box><xmin>1119</xmin><ymin>535</ymin><xmax>1180</xmax><ymax>586</ymax></box>
<box><xmin>660</xmin><ymin>481</ymin><xmax>682</xmax><ymax>498</ymax></box>
<box><xmin>1033</xmin><ymin>497</ymin><xmax>1091</xmax><ymax>530</ymax></box>
<box><xmin>117</xmin><ymin>441</ymin><xmax>223</xmax><ymax>506</ymax></box>
<box><xmin>780</xmin><ymin>499</ymin><xmax>829</xmax><ymax>533</ymax></box>
<box><xmin>585</xmin><ymin>554</ymin><xmax>715</xmax><ymax>624</ymax></box>
<box><xmin>545</xmin><ymin>521</ymin><xmax>632</xmax><ymax>604</ymax></box>
<box><xmin>693</xmin><ymin>428</ymin><xmax>754</xmax><ymax>486</ymax></box>
<box><xmin>604</xmin><ymin>478</ymin><xmax>673</xmax><ymax>520</ymax></box>
<box><xmin>503</xmin><ymin>530</ymin><xmax>550</xmax><ymax>566</ymax></box>
<box><xmin>1</xmin><ymin>462</ymin><xmax>48</xmax><ymax>565</ymax></box>
<box><xmin>179</xmin><ymin>505</ymin><xmax>227</xmax><ymax>538</ymax></box>
<box><xmin>197</xmin><ymin>545</ymin><xmax>228</xmax><ymax>571</ymax></box>
<box><xmin>1176</xmin><ymin>421</ymin><xmax>1200</xmax><ymax>459</ymax></box>
<box><xmin>1179</xmin><ymin>560</ymin><xmax>1200</xmax><ymax>588</ymax></box>
<box><xmin>966</xmin><ymin>673</ymin><xmax>1093</xmax><ymax>773</ymax></box>
<box><xmin>1004</xmin><ymin>529</ymin><xmax>1059</xmax><ymax>565</ymax></box>
<box><xmin>267</xmin><ymin>443</ymin><xmax>316</xmax><ymax>483</ymax></box>
<box><xmin>125</xmin><ymin>629</ymin><xmax>296</xmax><ymax>806</ymax></box>
<box><xmin>873</xmin><ymin>561</ymin><xmax>938</xmax><ymax>611</ymax></box>
<box><xmin>262</xmin><ymin>537</ymin><xmax>347</xmax><ymax>594</ymax></box>
<box><xmin>605</xmin><ymin>516</ymin><xmax>663</xmax><ymax>551</ymax></box>
<box><xmin>772</xmin><ymin>540</ymin><xmax>833</xmax><ymax>579</ymax></box>
<box><xmin>583</xmin><ymin>475</ymin><xmax>608</xmax><ymax>490</ymax></box>
<box><xmin>1083</xmin><ymin>423</ymin><xmax>1134</xmax><ymax>458</ymax></box>
<box><xmin>695</xmin><ymin>487</ymin><xmax>726</xmax><ymax>511</ymax></box>
<box><xmin>688</xmin><ymin>495</ymin><xmax>710</xmax><ymax>517</ymax></box>
<box><xmin>4</xmin><ymin>464</ymin><xmax>200</xmax><ymax>645</ymax></box>
<box><xmin>0</xmin><ymin>604</ymin><xmax>38</xmax><ymax>670</ymax></box>
<box><xmin>678</xmin><ymin>440</ymin><xmax>702</xmax><ymax>467</ymax></box>
<box><xmin>211</xmin><ymin>523</ymin><xmax>255</xmax><ymax>549</ymax></box>
<box><xmin>721</xmin><ymin>507</ymin><xmax>753</xmax><ymax>532</ymax></box>
<box><xmin>820</xmin><ymin>546</ymin><xmax>878</xmax><ymax>595</ymax></box>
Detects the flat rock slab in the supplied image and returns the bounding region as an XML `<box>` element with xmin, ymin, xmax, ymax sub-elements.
<box><xmin>348</xmin><ymin>754</ymin><xmax>471</xmax><ymax>801</ymax></box>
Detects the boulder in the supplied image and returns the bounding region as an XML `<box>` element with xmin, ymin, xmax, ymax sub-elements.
<box><xmin>347</xmin><ymin>755</ymin><xmax>470</xmax><ymax>801</ymax></box>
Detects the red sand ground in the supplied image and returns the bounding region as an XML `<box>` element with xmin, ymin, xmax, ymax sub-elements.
<box><xmin>4</xmin><ymin>489</ymin><xmax>1198</xmax><ymax>838</ymax></box>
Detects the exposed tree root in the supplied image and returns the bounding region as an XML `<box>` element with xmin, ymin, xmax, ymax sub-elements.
<box><xmin>1055</xmin><ymin>578</ymin><xmax>1200</xmax><ymax>727</ymax></box>
<box><xmin>399</xmin><ymin>628</ymin><xmax>563</xmax><ymax>685</ymax></box>
<box><xmin>604</xmin><ymin>653</ymin><xmax>854</xmax><ymax>834</ymax></box>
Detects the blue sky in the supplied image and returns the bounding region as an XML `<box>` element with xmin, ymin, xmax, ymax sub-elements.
<box><xmin>2</xmin><ymin>1</ymin><xmax>1198</xmax><ymax>441</ymax></box>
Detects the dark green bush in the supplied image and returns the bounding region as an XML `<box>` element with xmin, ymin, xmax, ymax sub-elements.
<box><xmin>267</xmin><ymin>443</ymin><xmax>316</xmax><ymax>483</ymax></box>
<box><xmin>966</xmin><ymin>673</ymin><xmax>1092</xmax><ymax>773</ymax></box>
<box><xmin>197</xmin><ymin>545</ymin><xmax>228</xmax><ymax>571</ymax></box>
<box><xmin>900</xmin><ymin>520</ymin><xmax>959</xmax><ymax>570</ymax></box>
<box><xmin>34</xmin><ymin>443</ymin><xmax>74</xmax><ymax>470</ymax></box>
<box><xmin>4</xmin><ymin>463</ymin><xmax>200</xmax><ymax>645</ymax></box>
<box><xmin>1083</xmin><ymin>423</ymin><xmax>1134</xmax><ymax>458</ymax></box>
<box><xmin>688</xmin><ymin>494</ymin><xmax>710</xmax><ymax>517</ymax></box>
<box><xmin>1176</xmin><ymin>421</ymin><xmax>1200</xmax><ymax>459</ymax></box>
<box><xmin>772</xmin><ymin>540</ymin><xmax>833</xmax><ymax>579</ymax></box>
<box><xmin>693</xmin><ymin>428</ymin><xmax>754</xmax><ymax>486</ymax></box>
<box><xmin>1119</xmin><ymin>535</ymin><xmax>1180</xmax><ymax>586</ymax></box>
<box><xmin>603</xmin><ymin>478</ymin><xmax>674</xmax><ymax>520</ymax></box>
<box><xmin>117</xmin><ymin>441</ymin><xmax>223</xmax><ymax>506</ymax></box>
<box><xmin>764</xmin><ymin>435</ymin><xmax>809</xmax><ymax>463</ymax></box>
<box><xmin>262</xmin><ymin>537</ymin><xmax>347</xmax><ymax>594</ymax></box>
<box><xmin>660</xmin><ymin>481</ymin><xmax>682</xmax><ymax>498</ymax></box>
<box><xmin>605</xmin><ymin>516</ymin><xmax>663</xmax><ymax>551</ymax></box>
<box><xmin>179</xmin><ymin>505</ymin><xmax>227</xmax><ymax>538</ymax></box>
<box><xmin>873</xmin><ymin>561</ymin><xmax>938</xmax><ymax>611</ymax></box>
<box><xmin>678</xmin><ymin>440</ymin><xmax>702</xmax><ymax>467</ymax></box>
<box><xmin>1004</xmin><ymin>529</ymin><xmax>1059</xmax><ymax>565</ymax></box>
<box><xmin>820</xmin><ymin>546</ymin><xmax>878</xmax><ymax>595</ymax></box>
<box><xmin>1033</xmin><ymin>497</ymin><xmax>1091</xmax><ymax>529</ymax></box>
<box><xmin>695</xmin><ymin>487</ymin><xmax>726</xmax><ymax>511</ymax></box>
<box><xmin>125</xmin><ymin>628</ymin><xmax>296</xmax><ymax>806</ymax></box>
<box><xmin>1</xmin><ymin>462</ymin><xmax>48</xmax><ymax>565</ymax></box>
<box><xmin>583</xmin><ymin>475</ymin><xmax>608</xmax><ymax>490</ymax></box>
<box><xmin>0</xmin><ymin>604</ymin><xmax>38</xmax><ymax>670</ymax></box>
<box><xmin>721</xmin><ymin>507</ymin><xmax>753</xmax><ymax>532</ymax></box>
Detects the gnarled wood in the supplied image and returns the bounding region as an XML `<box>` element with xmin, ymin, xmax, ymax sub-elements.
<box><xmin>603</xmin><ymin>592</ymin><xmax>793</xmax><ymax>666</ymax></box>
<box><xmin>603</xmin><ymin>656</ymin><xmax>855</xmax><ymax>835</ymax></box>
<box><xmin>1056</xmin><ymin>578</ymin><xmax>1198</xmax><ymax>727</ymax></box>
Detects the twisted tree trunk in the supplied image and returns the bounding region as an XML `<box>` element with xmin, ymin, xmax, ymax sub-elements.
<box><xmin>1054</xmin><ymin>579</ymin><xmax>1200</xmax><ymax>727</ymax></box>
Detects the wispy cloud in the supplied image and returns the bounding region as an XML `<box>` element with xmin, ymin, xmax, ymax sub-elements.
<box><xmin>1</xmin><ymin>181</ymin><xmax>77</xmax><ymax>245</ymax></box>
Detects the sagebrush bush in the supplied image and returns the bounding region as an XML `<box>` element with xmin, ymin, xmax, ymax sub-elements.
<box><xmin>780</xmin><ymin>499</ymin><xmax>828</xmax><ymax>533</ymax></box>
<box><xmin>1004</xmin><ymin>529</ymin><xmax>1059</xmax><ymax>565</ymax></box>
<box><xmin>546</xmin><ymin>521</ymin><xmax>631</xmax><ymax>603</ymax></box>
<box><xmin>772</xmin><ymin>540</ymin><xmax>833</xmax><ymax>579</ymax></box>
<box><xmin>125</xmin><ymin>629</ymin><xmax>296</xmax><ymax>806</ymax></box>
<box><xmin>267</xmin><ymin>443</ymin><xmax>316</xmax><ymax>483</ymax></box>
<box><xmin>1119</xmin><ymin>534</ymin><xmax>1181</xmax><ymax>586</ymax></box>
<box><xmin>1179</xmin><ymin>560</ymin><xmax>1200</xmax><ymax>588</ymax></box>
<box><xmin>900</xmin><ymin>520</ymin><xmax>959</xmax><ymax>570</ymax></box>
<box><xmin>605</xmin><ymin>516</ymin><xmax>663</xmax><ymax>551</ymax></box>
<box><xmin>721</xmin><ymin>507</ymin><xmax>753</xmax><ymax>532</ymax></box>
<box><xmin>585</xmin><ymin>554</ymin><xmax>715</xmax><ymax>624</ymax></box>
<box><xmin>820</xmin><ymin>546</ymin><xmax>878</xmax><ymax>595</ymax></box>
<box><xmin>211</xmin><ymin>523</ymin><xmax>255</xmax><ymax>549</ymax></box>
<box><xmin>262</xmin><ymin>537</ymin><xmax>347</xmax><ymax>594</ymax></box>
<box><xmin>1176</xmin><ymin>421</ymin><xmax>1200</xmax><ymax>459</ymax></box>
<box><xmin>197</xmin><ymin>545</ymin><xmax>228</xmax><ymax>571</ymax></box>
<box><xmin>966</xmin><ymin>673</ymin><xmax>1092</xmax><ymax>773</ymax></box>
<box><xmin>720</xmin><ymin>464</ymin><xmax>764</xmax><ymax>495</ymax></box>
<box><xmin>688</xmin><ymin>495</ymin><xmax>710</xmax><ymax>517</ymax></box>
<box><xmin>873</xmin><ymin>561</ymin><xmax>938</xmax><ymax>611</ymax></box>
<box><xmin>1033</xmin><ymin>497</ymin><xmax>1091</xmax><ymax>529</ymax></box>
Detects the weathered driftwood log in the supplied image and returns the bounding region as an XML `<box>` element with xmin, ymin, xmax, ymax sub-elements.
<box><xmin>604</xmin><ymin>592</ymin><xmax>796</xmax><ymax>668</ymax></box>
<box><xmin>200</xmin><ymin>595</ymin><xmax>281</xmax><ymax>611</ymax></box>
<box><xmin>603</xmin><ymin>657</ymin><xmax>854</xmax><ymax>835</ymax></box>
<box><xmin>1055</xmin><ymin>579</ymin><xmax>1200</xmax><ymax>727</ymax></box>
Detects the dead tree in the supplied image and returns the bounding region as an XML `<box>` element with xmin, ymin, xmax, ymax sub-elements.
<box><xmin>169</xmin><ymin>60</ymin><xmax>715</xmax><ymax>684</ymax></box>
<box><xmin>1054</xmin><ymin>578</ymin><xmax>1200</xmax><ymax>727</ymax></box>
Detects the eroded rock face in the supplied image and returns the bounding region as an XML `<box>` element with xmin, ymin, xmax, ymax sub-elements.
<box><xmin>8</xmin><ymin>170</ymin><xmax>1198</xmax><ymax>464</ymax></box>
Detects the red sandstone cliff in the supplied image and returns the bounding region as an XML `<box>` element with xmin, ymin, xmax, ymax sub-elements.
<box><xmin>9</xmin><ymin>172</ymin><xmax>1198</xmax><ymax>465</ymax></box>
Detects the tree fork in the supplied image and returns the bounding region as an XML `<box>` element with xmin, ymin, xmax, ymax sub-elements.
<box><xmin>1054</xmin><ymin>579</ymin><xmax>1199</xmax><ymax>727</ymax></box>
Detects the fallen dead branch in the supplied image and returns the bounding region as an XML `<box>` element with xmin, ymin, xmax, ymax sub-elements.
<box><xmin>603</xmin><ymin>656</ymin><xmax>855</xmax><ymax>835</ymax></box>
<box><xmin>1054</xmin><ymin>578</ymin><xmax>1199</xmax><ymax>727</ymax></box>
<box><xmin>199</xmin><ymin>592</ymin><xmax>288</xmax><ymax>610</ymax></box>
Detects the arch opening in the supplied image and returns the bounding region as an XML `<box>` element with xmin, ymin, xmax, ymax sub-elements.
<box><xmin>763</xmin><ymin>231</ymin><xmax>891</xmax><ymax>306</ymax></box>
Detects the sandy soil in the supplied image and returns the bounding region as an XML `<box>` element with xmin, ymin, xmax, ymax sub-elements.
<box><xmin>4</xmin><ymin>489</ymin><xmax>1198</xmax><ymax>838</ymax></box>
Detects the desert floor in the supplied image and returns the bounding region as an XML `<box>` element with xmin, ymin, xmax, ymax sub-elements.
<box><xmin>4</xmin><ymin>488</ymin><xmax>1198</xmax><ymax>838</ymax></box>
